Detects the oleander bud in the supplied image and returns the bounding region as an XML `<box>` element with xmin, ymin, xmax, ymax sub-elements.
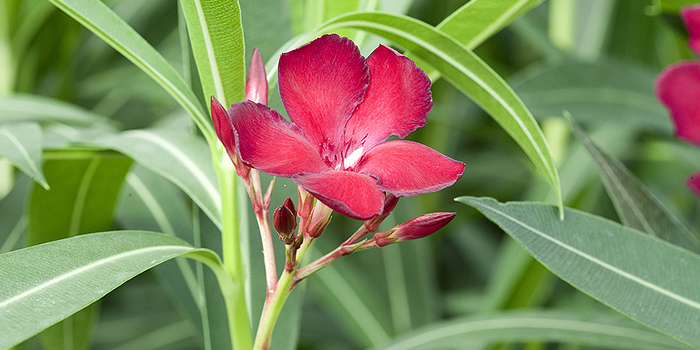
<box><xmin>373</xmin><ymin>212</ymin><xmax>456</xmax><ymax>247</ymax></box>
<box><xmin>273</xmin><ymin>198</ymin><xmax>297</xmax><ymax>244</ymax></box>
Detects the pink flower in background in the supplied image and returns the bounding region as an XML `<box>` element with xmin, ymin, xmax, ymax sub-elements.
<box><xmin>656</xmin><ymin>5</ymin><xmax>700</xmax><ymax>197</ymax></box>
<box><xmin>220</xmin><ymin>34</ymin><xmax>465</xmax><ymax>219</ymax></box>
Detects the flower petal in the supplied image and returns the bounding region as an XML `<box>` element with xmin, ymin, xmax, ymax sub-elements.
<box><xmin>682</xmin><ymin>5</ymin><xmax>700</xmax><ymax>56</ymax></box>
<box><xmin>688</xmin><ymin>171</ymin><xmax>700</xmax><ymax>198</ymax></box>
<box><xmin>357</xmin><ymin>140</ymin><xmax>465</xmax><ymax>196</ymax></box>
<box><xmin>278</xmin><ymin>34</ymin><xmax>369</xmax><ymax>153</ymax></box>
<box><xmin>344</xmin><ymin>45</ymin><xmax>432</xmax><ymax>151</ymax></box>
<box><xmin>655</xmin><ymin>62</ymin><xmax>700</xmax><ymax>146</ymax></box>
<box><xmin>230</xmin><ymin>101</ymin><xmax>329</xmax><ymax>176</ymax></box>
<box><xmin>292</xmin><ymin>170</ymin><xmax>385</xmax><ymax>220</ymax></box>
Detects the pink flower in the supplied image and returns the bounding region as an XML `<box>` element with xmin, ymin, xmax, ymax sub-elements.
<box><xmin>656</xmin><ymin>5</ymin><xmax>700</xmax><ymax>197</ymax></box>
<box><xmin>218</xmin><ymin>34</ymin><xmax>465</xmax><ymax>219</ymax></box>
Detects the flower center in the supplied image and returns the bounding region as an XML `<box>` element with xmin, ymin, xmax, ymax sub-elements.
<box><xmin>343</xmin><ymin>146</ymin><xmax>364</xmax><ymax>169</ymax></box>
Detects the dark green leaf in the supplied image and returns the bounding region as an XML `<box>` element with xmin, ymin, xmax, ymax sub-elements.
<box><xmin>457</xmin><ymin>196</ymin><xmax>700</xmax><ymax>348</ymax></box>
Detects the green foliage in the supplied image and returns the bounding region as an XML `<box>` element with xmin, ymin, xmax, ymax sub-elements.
<box><xmin>1</xmin><ymin>0</ymin><xmax>699</xmax><ymax>349</ymax></box>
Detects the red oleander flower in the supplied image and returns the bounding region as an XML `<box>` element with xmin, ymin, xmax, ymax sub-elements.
<box><xmin>216</xmin><ymin>34</ymin><xmax>465</xmax><ymax>219</ymax></box>
<box><xmin>656</xmin><ymin>5</ymin><xmax>700</xmax><ymax>197</ymax></box>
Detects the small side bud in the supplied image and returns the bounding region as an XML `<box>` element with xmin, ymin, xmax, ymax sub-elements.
<box><xmin>273</xmin><ymin>198</ymin><xmax>297</xmax><ymax>245</ymax></box>
<box><xmin>211</xmin><ymin>96</ymin><xmax>250</xmax><ymax>178</ymax></box>
<box><xmin>373</xmin><ymin>212</ymin><xmax>456</xmax><ymax>247</ymax></box>
<box><xmin>245</xmin><ymin>48</ymin><xmax>268</xmax><ymax>105</ymax></box>
<box><xmin>282</xmin><ymin>196</ymin><xmax>296</xmax><ymax>216</ymax></box>
<box><xmin>307</xmin><ymin>200</ymin><xmax>332</xmax><ymax>238</ymax></box>
<box><xmin>364</xmin><ymin>194</ymin><xmax>399</xmax><ymax>232</ymax></box>
<box><xmin>297</xmin><ymin>186</ymin><xmax>314</xmax><ymax>220</ymax></box>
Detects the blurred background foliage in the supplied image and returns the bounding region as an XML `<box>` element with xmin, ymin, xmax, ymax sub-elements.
<box><xmin>2</xmin><ymin>0</ymin><xmax>700</xmax><ymax>349</ymax></box>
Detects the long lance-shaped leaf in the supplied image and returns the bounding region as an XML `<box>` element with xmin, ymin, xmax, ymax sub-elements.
<box><xmin>47</xmin><ymin>0</ymin><xmax>215</xmax><ymax>144</ymax></box>
<box><xmin>0</xmin><ymin>230</ymin><xmax>226</xmax><ymax>350</ymax></box>
<box><xmin>375</xmin><ymin>311</ymin><xmax>691</xmax><ymax>350</ymax></box>
<box><xmin>88</xmin><ymin>128</ymin><xmax>222</xmax><ymax>230</ymax></box>
<box><xmin>0</xmin><ymin>122</ymin><xmax>48</xmax><ymax>189</ymax></box>
<box><xmin>317</xmin><ymin>12</ymin><xmax>562</xmax><ymax>213</ymax></box>
<box><xmin>457</xmin><ymin>196</ymin><xmax>700</xmax><ymax>348</ymax></box>
<box><xmin>437</xmin><ymin>0</ymin><xmax>543</xmax><ymax>50</ymax></box>
<box><xmin>180</xmin><ymin>0</ymin><xmax>245</xmax><ymax>107</ymax></box>
<box><xmin>0</xmin><ymin>94</ymin><xmax>114</xmax><ymax>127</ymax></box>
<box><xmin>569</xmin><ymin>117</ymin><xmax>700</xmax><ymax>254</ymax></box>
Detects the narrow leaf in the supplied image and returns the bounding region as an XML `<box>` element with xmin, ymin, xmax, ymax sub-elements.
<box><xmin>317</xmin><ymin>12</ymin><xmax>562</xmax><ymax>212</ymax></box>
<box><xmin>180</xmin><ymin>0</ymin><xmax>245</xmax><ymax>106</ymax></box>
<box><xmin>28</xmin><ymin>150</ymin><xmax>133</xmax><ymax>244</ymax></box>
<box><xmin>0</xmin><ymin>94</ymin><xmax>113</xmax><ymax>127</ymax></box>
<box><xmin>438</xmin><ymin>0</ymin><xmax>544</xmax><ymax>50</ymax></box>
<box><xmin>0</xmin><ymin>230</ymin><xmax>221</xmax><ymax>349</ymax></box>
<box><xmin>457</xmin><ymin>196</ymin><xmax>700</xmax><ymax>348</ymax></box>
<box><xmin>569</xmin><ymin>117</ymin><xmax>700</xmax><ymax>254</ymax></box>
<box><xmin>375</xmin><ymin>311</ymin><xmax>690</xmax><ymax>350</ymax></box>
<box><xmin>88</xmin><ymin>127</ymin><xmax>222</xmax><ymax>229</ymax></box>
<box><xmin>47</xmin><ymin>0</ymin><xmax>215</xmax><ymax>143</ymax></box>
<box><xmin>0</xmin><ymin>122</ymin><xmax>48</xmax><ymax>189</ymax></box>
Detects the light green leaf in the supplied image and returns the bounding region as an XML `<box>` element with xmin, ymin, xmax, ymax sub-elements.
<box><xmin>0</xmin><ymin>94</ymin><xmax>114</xmax><ymax>127</ymax></box>
<box><xmin>180</xmin><ymin>0</ymin><xmax>245</xmax><ymax>106</ymax></box>
<box><xmin>457</xmin><ymin>196</ymin><xmax>700</xmax><ymax>348</ymax></box>
<box><xmin>317</xmin><ymin>12</ymin><xmax>562</xmax><ymax>212</ymax></box>
<box><xmin>374</xmin><ymin>311</ymin><xmax>690</xmax><ymax>350</ymax></box>
<box><xmin>0</xmin><ymin>122</ymin><xmax>48</xmax><ymax>189</ymax></box>
<box><xmin>570</xmin><ymin>117</ymin><xmax>700</xmax><ymax>254</ymax></box>
<box><xmin>47</xmin><ymin>0</ymin><xmax>215</xmax><ymax>144</ymax></box>
<box><xmin>28</xmin><ymin>150</ymin><xmax>133</xmax><ymax>245</ymax></box>
<box><xmin>88</xmin><ymin>127</ymin><xmax>222</xmax><ymax>230</ymax></box>
<box><xmin>438</xmin><ymin>0</ymin><xmax>544</xmax><ymax>49</ymax></box>
<box><xmin>0</xmin><ymin>230</ymin><xmax>222</xmax><ymax>350</ymax></box>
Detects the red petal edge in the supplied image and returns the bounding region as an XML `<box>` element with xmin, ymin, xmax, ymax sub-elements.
<box><xmin>655</xmin><ymin>62</ymin><xmax>700</xmax><ymax>147</ymax></box>
<box><xmin>292</xmin><ymin>170</ymin><xmax>385</xmax><ymax>220</ymax></box>
<box><xmin>357</xmin><ymin>140</ymin><xmax>465</xmax><ymax>197</ymax></box>
<box><xmin>230</xmin><ymin>101</ymin><xmax>329</xmax><ymax>177</ymax></box>
<box><xmin>278</xmin><ymin>34</ymin><xmax>369</xmax><ymax>153</ymax></box>
<box><xmin>681</xmin><ymin>4</ymin><xmax>700</xmax><ymax>56</ymax></box>
<box><xmin>344</xmin><ymin>45</ymin><xmax>432</xmax><ymax>151</ymax></box>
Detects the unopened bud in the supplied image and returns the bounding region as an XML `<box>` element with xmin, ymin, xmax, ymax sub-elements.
<box><xmin>211</xmin><ymin>96</ymin><xmax>250</xmax><ymax>178</ymax></box>
<box><xmin>245</xmin><ymin>48</ymin><xmax>268</xmax><ymax>105</ymax></box>
<box><xmin>273</xmin><ymin>198</ymin><xmax>297</xmax><ymax>244</ymax></box>
<box><xmin>297</xmin><ymin>186</ymin><xmax>314</xmax><ymax>220</ymax></box>
<box><xmin>307</xmin><ymin>200</ymin><xmax>332</xmax><ymax>238</ymax></box>
<box><xmin>373</xmin><ymin>212</ymin><xmax>456</xmax><ymax>247</ymax></box>
<box><xmin>364</xmin><ymin>194</ymin><xmax>399</xmax><ymax>232</ymax></box>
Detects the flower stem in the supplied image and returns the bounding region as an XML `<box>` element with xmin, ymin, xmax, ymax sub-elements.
<box><xmin>216</xmin><ymin>155</ymin><xmax>252</xmax><ymax>350</ymax></box>
<box><xmin>252</xmin><ymin>269</ymin><xmax>295</xmax><ymax>350</ymax></box>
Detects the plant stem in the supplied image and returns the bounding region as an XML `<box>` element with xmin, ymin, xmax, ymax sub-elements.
<box><xmin>216</xmin><ymin>155</ymin><xmax>252</xmax><ymax>350</ymax></box>
<box><xmin>252</xmin><ymin>269</ymin><xmax>295</xmax><ymax>350</ymax></box>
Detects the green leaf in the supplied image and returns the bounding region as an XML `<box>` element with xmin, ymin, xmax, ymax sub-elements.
<box><xmin>180</xmin><ymin>0</ymin><xmax>245</xmax><ymax>106</ymax></box>
<box><xmin>28</xmin><ymin>150</ymin><xmax>133</xmax><ymax>245</ymax></box>
<box><xmin>316</xmin><ymin>12</ymin><xmax>562</xmax><ymax>212</ymax></box>
<box><xmin>89</xmin><ymin>127</ymin><xmax>222</xmax><ymax>230</ymax></box>
<box><xmin>0</xmin><ymin>176</ymin><xmax>30</xmax><ymax>254</ymax></box>
<box><xmin>569</xmin><ymin>117</ymin><xmax>700</xmax><ymax>254</ymax></box>
<box><xmin>374</xmin><ymin>311</ymin><xmax>691</xmax><ymax>350</ymax></box>
<box><xmin>457</xmin><ymin>196</ymin><xmax>700</xmax><ymax>348</ymax></box>
<box><xmin>0</xmin><ymin>94</ymin><xmax>114</xmax><ymax>127</ymax></box>
<box><xmin>0</xmin><ymin>122</ymin><xmax>48</xmax><ymax>189</ymax></box>
<box><xmin>510</xmin><ymin>61</ymin><xmax>672</xmax><ymax>133</ymax></box>
<box><xmin>239</xmin><ymin>0</ymin><xmax>292</xmax><ymax>61</ymax></box>
<box><xmin>47</xmin><ymin>0</ymin><xmax>215</xmax><ymax>144</ymax></box>
<box><xmin>0</xmin><ymin>230</ymin><xmax>221</xmax><ymax>349</ymax></box>
<box><xmin>438</xmin><ymin>0</ymin><xmax>544</xmax><ymax>49</ymax></box>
